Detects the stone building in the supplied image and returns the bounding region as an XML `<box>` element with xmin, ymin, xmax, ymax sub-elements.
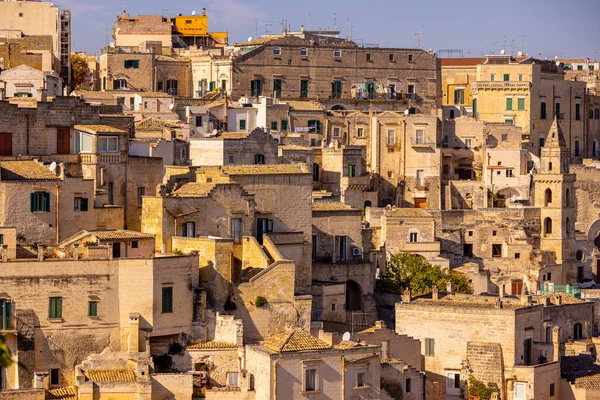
<box><xmin>0</xmin><ymin>65</ymin><xmax>61</xmax><ymax>100</ymax></box>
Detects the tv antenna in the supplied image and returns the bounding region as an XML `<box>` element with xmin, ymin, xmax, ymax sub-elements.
<box><xmin>415</xmin><ymin>25</ymin><xmax>424</xmax><ymax>49</ymax></box>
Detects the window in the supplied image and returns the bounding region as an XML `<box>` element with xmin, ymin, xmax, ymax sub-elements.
<box><xmin>492</xmin><ymin>230</ymin><xmax>497</xmax><ymax>236</ymax></box>
<box><xmin>464</xmin><ymin>138</ymin><xmax>473</xmax><ymax>148</ymax></box>
<box><xmin>515</xmin><ymin>253</ymin><xmax>521</xmax><ymax>259</ymax></box>
<box><xmin>425</xmin><ymin>338</ymin><xmax>435</xmax><ymax>356</ymax></box>
<box><xmin>308</xmin><ymin>120</ymin><xmax>321</xmax><ymax>133</ymax></box>
<box><xmin>356</xmin><ymin>371</ymin><xmax>366</xmax><ymax>387</ymax></box>
<box><xmin>124</xmin><ymin>60</ymin><xmax>139</xmax><ymax>69</ymax></box>
<box><xmin>490</xmin><ymin>74</ymin><xmax>496</xmax><ymax>81</ymax></box>
<box><xmin>131</xmin><ymin>241</ymin><xmax>138</xmax><ymax>249</ymax></box>
<box><xmin>506</xmin><ymin>97</ymin><xmax>513</xmax><ymax>110</ymax></box>
<box><xmin>166</xmin><ymin>79</ymin><xmax>178</xmax><ymax>96</ymax></box>
<box><xmin>463</xmin><ymin>244</ymin><xmax>473</xmax><ymax>257</ymax></box>
<box><xmin>137</xmin><ymin>187</ymin><xmax>145</xmax><ymax>207</ymax></box>
<box><xmin>162</xmin><ymin>287</ymin><xmax>173</xmax><ymax>313</ymax></box>
<box><xmin>272</xmin><ymin>47</ymin><xmax>281</xmax><ymax>56</ymax></box>
<box><xmin>574</xmin><ymin>323</ymin><xmax>583</xmax><ymax>340</ymax></box>
<box><xmin>332</xmin><ymin>304</ymin><xmax>335</xmax><ymax>311</ymax></box>
<box><xmin>333</xmin><ymin>49</ymin><xmax>341</xmax><ymax>57</ymax></box>
<box><xmin>335</xmin><ymin>235</ymin><xmax>347</xmax><ymax>261</ymax></box>
<box><xmin>312</xmin><ymin>235</ymin><xmax>318</xmax><ymax>261</ymax></box>
<box><xmin>228</xmin><ymin>372</ymin><xmax>240</xmax><ymax>388</ymax></box>
<box><xmin>50</xmin><ymin>368</ymin><xmax>60</xmax><ymax>386</ymax></box>
<box><xmin>357</xmin><ymin>127</ymin><xmax>365</xmax><ymax>138</ymax></box>
<box><xmin>157</xmin><ymin>81</ymin><xmax>164</xmax><ymax>92</ymax></box>
<box><xmin>113</xmin><ymin>79</ymin><xmax>127</xmax><ymax>89</ymax></box>
<box><xmin>492</xmin><ymin>244</ymin><xmax>502</xmax><ymax>257</ymax></box>
<box><xmin>556</xmin><ymin>102</ymin><xmax>561</xmax><ymax>118</ymax></box>
<box><xmin>504</xmin><ymin>118</ymin><xmax>514</xmax><ymax>125</ymax></box>
<box><xmin>503</xmin><ymin>74</ymin><xmax>510</xmax><ymax>81</ymax></box>
<box><xmin>182</xmin><ymin>221</ymin><xmax>196</xmax><ymax>238</ymax></box>
<box><xmin>48</xmin><ymin>297</ymin><xmax>62</xmax><ymax>319</ymax></box>
<box><xmin>300</xmin><ymin>79</ymin><xmax>309</xmax><ymax>98</ymax></box>
<box><xmin>1</xmin><ymin>299</ymin><xmax>11</xmax><ymax>330</ymax></box>
<box><xmin>416</xmin><ymin>169</ymin><xmax>424</xmax><ymax>186</ymax></box>
<box><xmin>408</xmin><ymin>54</ymin><xmax>413</xmax><ymax>62</ymax></box>
<box><xmin>502</xmin><ymin>133</ymin><xmax>508</xmax><ymax>141</ymax></box>
<box><xmin>406</xmin><ymin>378</ymin><xmax>411</xmax><ymax>393</ymax></box>
<box><xmin>541</xmin><ymin>102</ymin><xmax>547</xmax><ymax>119</ymax></box>
<box><xmin>506</xmin><ymin>169</ymin><xmax>513</xmax><ymax>177</ymax></box>
<box><xmin>333</xmin><ymin>127</ymin><xmax>341</xmax><ymax>137</ymax></box>
<box><xmin>331</xmin><ymin>81</ymin><xmax>343</xmax><ymax>99</ymax></box>
<box><xmin>387</xmin><ymin>129</ymin><xmax>396</xmax><ymax>145</ymax></box>
<box><xmin>300</xmin><ymin>48</ymin><xmax>308</xmax><ymax>57</ymax></box>
<box><xmin>366</xmin><ymin>53</ymin><xmax>371</xmax><ymax>62</ymax></box>
<box><xmin>74</xmin><ymin>197</ymin><xmax>88</xmax><ymax>211</ymax></box>
<box><xmin>281</xmin><ymin>120</ymin><xmax>288</xmax><ymax>131</ymax></box>
<box><xmin>468</xmin><ymin>231</ymin><xmax>473</xmax><ymax>237</ymax></box>
<box><xmin>273</xmin><ymin>79</ymin><xmax>282</xmax><ymax>98</ymax></box>
<box><xmin>347</xmin><ymin>165</ymin><xmax>356</xmax><ymax>177</ymax></box>
<box><xmin>518</xmin><ymin>74</ymin><xmax>523</xmax><ymax>81</ymax></box>
<box><xmin>31</xmin><ymin>192</ymin><xmax>50</xmax><ymax>213</ymax></box>
<box><xmin>544</xmin><ymin>217</ymin><xmax>552</xmax><ymax>235</ymax></box>
<box><xmin>409</xmin><ymin>232</ymin><xmax>418</xmax><ymax>243</ymax></box>
<box><xmin>231</xmin><ymin>218</ymin><xmax>242</xmax><ymax>244</ymax></box>
<box><xmin>271</xmin><ymin>121</ymin><xmax>278</xmax><ymax>131</ymax></box>
<box><xmin>195</xmin><ymin>116</ymin><xmax>202</xmax><ymax>127</ymax></box>
<box><xmin>313</xmin><ymin>163</ymin><xmax>320</xmax><ymax>182</ymax></box>
<box><xmin>305</xmin><ymin>369</ymin><xmax>317</xmax><ymax>391</ymax></box>
<box><xmin>88</xmin><ymin>301</ymin><xmax>98</xmax><ymax>317</ymax></box>
<box><xmin>250</xmin><ymin>79</ymin><xmax>262</xmax><ymax>96</ymax></box>
<box><xmin>575</xmin><ymin>139</ymin><xmax>580</xmax><ymax>157</ymax></box>
<box><xmin>389</xmin><ymin>53</ymin><xmax>395</xmax><ymax>62</ymax></box>
<box><xmin>254</xmin><ymin>154</ymin><xmax>265</xmax><ymax>165</ymax></box>
<box><xmin>98</xmin><ymin>136</ymin><xmax>119</xmax><ymax>152</ymax></box>
<box><xmin>591</xmin><ymin>109</ymin><xmax>595</xmax><ymax>120</ymax></box>
<box><xmin>416</xmin><ymin>129</ymin><xmax>425</xmax><ymax>144</ymax></box>
<box><xmin>550</xmin><ymin>383</ymin><xmax>555</xmax><ymax>397</ymax></box>
<box><xmin>517</xmin><ymin>97</ymin><xmax>525</xmax><ymax>110</ymax></box>
<box><xmin>454</xmin><ymin>89</ymin><xmax>465</xmax><ymax>105</ymax></box>
<box><xmin>239</xmin><ymin>119</ymin><xmax>247</xmax><ymax>130</ymax></box>
<box><xmin>576</xmin><ymin>103</ymin><xmax>581</xmax><ymax>121</ymax></box>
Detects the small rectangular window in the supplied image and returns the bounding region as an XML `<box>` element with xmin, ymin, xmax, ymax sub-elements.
<box><xmin>518</xmin><ymin>74</ymin><xmax>523</xmax><ymax>81</ymax></box>
<box><xmin>406</xmin><ymin>378</ymin><xmax>411</xmax><ymax>393</ymax></box>
<box><xmin>389</xmin><ymin>54</ymin><xmax>394</xmax><ymax>62</ymax></box>
<box><xmin>506</xmin><ymin>97</ymin><xmax>513</xmax><ymax>110</ymax></box>
<box><xmin>356</xmin><ymin>371</ymin><xmax>366</xmax><ymax>387</ymax></box>
<box><xmin>88</xmin><ymin>301</ymin><xmax>98</xmax><ymax>317</ymax></box>
<box><xmin>425</xmin><ymin>338</ymin><xmax>435</xmax><ymax>356</ymax></box>
<box><xmin>366</xmin><ymin>53</ymin><xmax>371</xmax><ymax>62</ymax></box>
<box><xmin>271</xmin><ymin>121</ymin><xmax>278</xmax><ymax>131</ymax></box>
<box><xmin>137</xmin><ymin>187</ymin><xmax>145</xmax><ymax>207</ymax></box>
<box><xmin>231</xmin><ymin>218</ymin><xmax>242</xmax><ymax>244</ymax></box>
<box><xmin>74</xmin><ymin>197</ymin><xmax>88</xmax><ymax>211</ymax></box>
<box><xmin>503</xmin><ymin>74</ymin><xmax>510</xmax><ymax>81</ymax></box>
<box><xmin>182</xmin><ymin>221</ymin><xmax>196</xmax><ymax>238</ymax></box>
<box><xmin>387</xmin><ymin>129</ymin><xmax>396</xmax><ymax>145</ymax></box>
<box><xmin>576</xmin><ymin>103</ymin><xmax>581</xmax><ymax>121</ymax></box>
<box><xmin>98</xmin><ymin>136</ymin><xmax>119</xmax><ymax>152</ymax></box>
<box><xmin>239</xmin><ymin>119</ymin><xmax>247</xmax><ymax>130</ymax></box>
<box><xmin>409</xmin><ymin>232</ymin><xmax>418</xmax><ymax>242</ymax></box>
<box><xmin>492</xmin><ymin>244</ymin><xmax>502</xmax><ymax>257</ymax></box>
<box><xmin>162</xmin><ymin>287</ymin><xmax>173</xmax><ymax>313</ymax></box>
<box><xmin>550</xmin><ymin>383</ymin><xmax>555</xmax><ymax>396</ymax></box>
<box><xmin>463</xmin><ymin>244</ymin><xmax>473</xmax><ymax>257</ymax></box>
<box><xmin>348</xmin><ymin>165</ymin><xmax>356</xmax><ymax>177</ymax></box>
<box><xmin>272</xmin><ymin>47</ymin><xmax>281</xmax><ymax>56</ymax></box>
<box><xmin>300</xmin><ymin>79</ymin><xmax>309</xmax><ymax>98</ymax></box>
<box><xmin>515</xmin><ymin>253</ymin><xmax>521</xmax><ymax>259</ymax></box>
<box><xmin>195</xmin><ymin>116</ymin><xmax>202</xmax><ymax>127</ymax></box>
<box><xmin>0</xmin><ymin>234</ymin><xmax>4</xmax><ymax>245</ymax></box>
<box><xmin>131</xmin><ymin>241</ymin><xmax>138</xmax><ymax>249</ymax></box>
<box><xmin>408</xmin><ymin>54</ymin><xmax>413</xmax><ymax>62</ymax></box>
<box><xmin>333</xmin><ymin>49</ymin><xmax>341</xmax><ymax>57</ymax></box>
<box><xmin>48</xmin><ymin>297</ymin><xmax>62</xmax><ymax>319</ymax></box>
<box><xmin>300</xmin><ymin>48</ymin><xmax>308</xmax><ymax>57</ymax></box>
<box><xmin>357</xmin><ymin>127</ymin><xmax>365</xmax><ymax>138</ymax></box>
<box><xmin>305</xmin><ymin>368</ymin><xmax>317</xmax><ymax>391</ymax></box>
<box><xmin>517</xmin><ymin>97</ymin><xmax>525</xmax><ymax>110</ymax></box>
<box><xmin>50</xmin><ymin>368</ymin><xmax>60</xmax><ymax>386</ymax></box>
<box><xmin>490</xmin><ymin>74</ymin><xmax>495</xmax><ymax>81</ymax></box>
<box><xmin>281</xmin><ymin>120</ymin><xmax>288</xmax><ymax>131</ymax></box>
<box><xmin>336</xmin><ymin>235</ymin><xmax>347</xmax><ymax>261</ymax></box>
<box><xmin>31</xmin><ymin>192</ymin><xmax>50</xmax><ymax>213</ymax></box>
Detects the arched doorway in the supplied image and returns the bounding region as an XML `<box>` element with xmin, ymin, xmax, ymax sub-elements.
<box><xmin>363</xmin><ymin>201</ymin><xmax>372</xmax><ymax>210</ymax></box>
<box><xmin>345</xmin><ymin>280</ymin><xmax>363</xmax><ymax>311</ymax></box>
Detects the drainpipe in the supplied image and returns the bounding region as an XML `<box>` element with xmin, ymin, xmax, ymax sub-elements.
<box><xmin>26</xmin><ymin>112</ymin><xmax>31</xmax><ymax>155</ymax></box>
<box><xmin>341</xmin><ymin>355</ymin><xmax>345</xmax><ymax>399</ymax></box>
<box><xmin>55</xmin><ymin>183</ymin><xmax>60</xmax><ymax>243</ymax></box>
<box><xmin>273</xmin><ymin>359</ymin><xmax>278</xmax><ymax>398</ymax></box>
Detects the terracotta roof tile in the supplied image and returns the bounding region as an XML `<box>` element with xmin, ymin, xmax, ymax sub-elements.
<box><xmin>188</xmin><ymin>341</ymin><xmax>237</xmax><ymax>350</ymax></box>
<box><xmin>408</xmin><ymin>294</ymin><xmax>527</xmax><ymax>310</ymax></box>
<box><xmin>279</xmin><ymin>145</ymin><xmax>312</xmax><ymax>151</ymax></box>
<box><xmin>136</xmin><ymin>91</ymin><xmax>173</xmax><ymax>98</ymax></box>
<box><xmin>261</xmin><ymin>329</ymin><xmax>331</xmax><ymax>352</ymax></box>
<box><xmin>84</xmin><ymin>369</ymin><xmax>137</xmax><ymax>382</ymax></box>
<box><xmin>387</xmin><ymin>208</ymin><xmax>433</xmax><ymax>218</ymax></box>
<box><xmin>223</xmin><ymin>164</ymin><xmax>309</xmax><ymax>175</ymax></box>
<box><xmin>173</xmin><ymin>183</ymin><xmax>216</xmax><ymax>196</ymax></box>
<box><xmin>286</xmin><ymin>100</ymin><xmax>326</xmax><ymax>111</ymax></box>
<box><xmin>46</xmin><ymin>386</ymin><xmax>77</xmax><ymax>400</ymax></box>
<box><xmin>575</xmin><ymin>375</ymin><xmax>600</xmax><ymax>389</ymax></box>
<box><xmin>562</xmin><ymin>354</ymin><xmax>600</xmax><ymax>383</ymax></box>
<box><xmin>1</xmin><ymin>160</ymin><xmax>60</xmax><ymax>181</ymax></box>
<box><xmin>220</xmin><ymin>132</ymin><xmax>251</xmax><ymax>140</ymax></box>
<box><xmin>74</xmin><ymin>124</ymin><xmax>127</xmax><ymax>134</ymax></box>
<box><xmin>312</xmin><ymin>202</ymin><xmax>360</xmax><ymax>212</ymax></box>
<box><xmin>91</xmin><ymin>230</ymin><xmax>155</xmax><ymax>241</ymax></box>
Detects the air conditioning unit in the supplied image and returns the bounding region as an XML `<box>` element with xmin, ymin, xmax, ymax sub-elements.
<box><xmin>352</xmin><ymin>247</ymin><xmax>362</xmax><ymax>256</ymax></box>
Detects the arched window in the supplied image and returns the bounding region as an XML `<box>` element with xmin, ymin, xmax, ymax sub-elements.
<box><xmin>573</xmin><ymin>323</ymin><xmax>583</xmax><ymax>340</ymax></box>
<box><xmin>363</xmin><ymin>200</ymin><xmax>372</xmax><ymax>210</ymax></box>
<box><xmin>566</xmin><ymin>188</ymin><xmax>571</xmax><ymax>207</ymax></box>
<box><xmin>545</xmin><ymin>188</ymin><xmax>552</xmax><ymax>206</ymax></box>
<box><xmin>544</xmin><ymin>217</ymin><xmax>553</xmax><ymax>235</ymax></box>
<box><xmin>346</xmin><ymin>280</ymin><xmax>363</xmax><ymax>311</ymax></box>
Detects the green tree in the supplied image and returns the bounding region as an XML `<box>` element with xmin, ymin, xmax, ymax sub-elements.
<box><xmin>70</xmin><ymin>53</ymin><xmax>90</xmax><ymax>92</ymax></box>
<box><xmin>376</xmin><ymin>252</ymin><xmax>472</xmax><ymax>296</ymax></box>
<box><xmin>0</xmin><ymin>335</ymin><xmax>12</xmax><ymax>367</ymax></box>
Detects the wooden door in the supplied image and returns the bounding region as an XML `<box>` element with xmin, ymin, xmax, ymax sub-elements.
<box><xmin>57</xmin><ymin>128</ymin><xmax>70</xmax><ymax>154</ymax></box>
<box><xmin>0</xmin><ymin>133</ymin><xmax>12</xmax><ymax>156</ymax></box>
<box><xmin>414</xmin><ymin>198</ymin><xmax>427</xmax><ymax>208</ymax></box>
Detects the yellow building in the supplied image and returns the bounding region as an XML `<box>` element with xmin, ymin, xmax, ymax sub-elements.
<box><xmin>440</xmin><ymin>58</ymin><xmax>483</xmax><ymax>118</ymax></box>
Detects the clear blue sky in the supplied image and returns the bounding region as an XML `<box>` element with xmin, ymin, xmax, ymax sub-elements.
<box><xmin>57</xmin><ymin>0</ymin><xmax>600</xmax><ymax>60</ymax></box>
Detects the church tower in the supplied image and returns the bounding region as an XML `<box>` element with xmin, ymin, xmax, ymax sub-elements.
<box><xmin>533</xmin><ymin>117</ymin><xmax>576</xmax><ymax>273</ymax></box>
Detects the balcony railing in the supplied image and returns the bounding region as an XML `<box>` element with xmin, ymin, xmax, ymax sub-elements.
<box><xmin>80</xmin><ymin>152</ymin><xmax>126</xmax><ymax>164</ymax></box>
<box><xmin>472</xmin><ymin>81</ymin><xmax>531</xmax><ymax>90</ymax></box>
<box><xmin>410</xmin><ymin>137</ymin><xmax>435</xmax><ymax>148</ymax></box>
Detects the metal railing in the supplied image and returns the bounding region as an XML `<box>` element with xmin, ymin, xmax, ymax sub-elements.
<box><xmin>540</xmin><ymin>283</ymin><xmax>581</xmax><ymax>298</ymax></box>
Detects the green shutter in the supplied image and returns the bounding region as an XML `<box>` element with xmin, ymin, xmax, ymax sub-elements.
<box><xmin>30</xmin><ymin>193</ymin><xmax>35</xmax><ymax>212</ymax></box>
<box><xmin>43</xmin><ymin>192</ymin><xmax>50</xmax><ymax>212</ymax></box>
<box><xmin>506</xmin><ymin>98</ymin><xmax>513</xmax><ymax>110</ymax></box>
<box><xmin>517</xmin><ymin>98</ymin><xmax>525</xmax><ymax>110</ymax></box>
<box><xmin>3</xmin><ymin>301</ymin><xmax>11</xmax><ymax>330</ymax></box>
<box><xmin>281</xmin><ymin>120</ymin><xmax>288</xmax><ymax>131</ymax></box>
<box><xmin>88</xmin><ymin>301</ymin><xmax>97</xmax><ymax>317</ymax></box>
<box><xmin>162</xmin><ymin>287</ymin><xmax>173</xmax><ymax>313</ymax></box>
<box><xmin>81</xmin><ymin>198</ymin><xmax>89</xmax><ymax>211</ymax></box>
<box><xmin>271</xmin><ymin>121</ymin><xmax>278</xmax><ymax>131</ymax></box>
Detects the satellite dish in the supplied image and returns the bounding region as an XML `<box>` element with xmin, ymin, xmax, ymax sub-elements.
<box><xmin>500</xmin><ymin>49</ymin><xmax>505</xmax><ymax>55</ymax></box>
<box><xmin>404</xmin><ymin>109</ymin><xmax>409</xmax><ymax>116</ymax></box>
<box><xmin>116</xmin><ymin>28</ymin><xmax>120</xmax><ymax>33</ymax></box>
<box><xmin>247</xmin><ymin>36</ymin><xmax>253</xmax><ymax>42</ymax></box>
<box><xmin>49</xmin><ymin>162</ymin><xmax>57</xmax><ymax>172</ymax></box>
<box><xmin>168</xmin><ymin>103</ymin><xmax>174</xmax><ymax>110</ymax></box>
<box><xmin>212</xmin><ymin>129</ymin><xmax>218</xmax><ymax>135</ymax></box>
<box><xmin>554</xmin><ymin>56</ymin><xmax>559</xmax><ymax>60</ymax></box>
<box><xmin>342</xmin><ymin>332</ymin><xmax>351</xmax><ymax>341</ymax></box>
<box><xmin>328</xmin><ymin>142</ymin><xmax>334</xmax><ymax>148</ymax></box>
<box><xmin>192</xmin><ymin>10</ymin><xmax>196</xmax><ymax>15</ymax></box>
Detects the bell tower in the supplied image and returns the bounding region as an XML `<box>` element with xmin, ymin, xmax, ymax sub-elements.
<box><xmin>533</xmin><ymin>117</ymin><xmax>576</xmax><ymax>276</ymax></box>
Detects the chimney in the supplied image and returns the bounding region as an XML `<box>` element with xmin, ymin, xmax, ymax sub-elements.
<box><xmin>556</xmin><ymin>294</ymin><xmax>562</xmax><ymax>306</ymax></box>
<box><xmin>73</xmin><ymin>244</ymin><xmax>79</xmax><ymax>261</ymax></box>
<box><xmin>520</xmin><ymin>292</ymin><xmax>532</xmax><ymax>306</ymax></box>
<box><xmin>300</xmin><ymin>25</ymin><xmax>305</xmax><ymax>33</ymax></box>
<box><xmin>431</xmin><ymin>286</ymin><xmax>439</xmax><ymax>300</ymax></box>
<box><xmin>446</xmin><ymin>281</ymin><xmax>455</xmax><ymax>295</ymax></box>
<box><xmin>37</xmin><ymin>245</ymin><xmax>44</xmax><ymax>261</ymax></box>
<box><xmin>128</xmin><ymin>313</ymin><xmax>140</xmax><ymax>352</ymax></box>
<box><xmin>499</xmin><ymin>284</ymin><xmax>505</xmax><ymax>298</ymax></box>
<box><xmin>545</xmin><ymin>297</ymin><xmax>551</xmax><ymax>306</ymax></box>
<box><xmin>202</xmin><ymin>8</ymin><xmax>207</xmax><ymax>16</ymax></box>
<box><xmin>552</xmin><ymin>326</ymin><xmax>561</xmax><ymax>361</ymax></box>
<box><xmin>402</xmin><ymin>288</ymin><xmax>411</xmax><ymax>303</ymax></box>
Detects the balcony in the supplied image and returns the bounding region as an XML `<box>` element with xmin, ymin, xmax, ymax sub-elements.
<box><xmin>410</xmin><ymin>137</ymin><xmax>435</xmax><ymax>149</ymax></box>
<box><xmin>472</xmin><ymin>81</ymin><xmax>531</xmax><ymax>91</ymax></box>
<box><xmin>80</xmin><ymin>152</ymin><xmax>126</xmax><ymax>164</ymax></box>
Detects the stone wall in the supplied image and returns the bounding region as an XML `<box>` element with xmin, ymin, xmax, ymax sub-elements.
<box><xmin>466</xmin><ymin>342</ymin><xmax>504</xmax><ymax>396</ymax></box>
<box><xmin>151</xmin><ymin>373</ymin><xmax>194</xmax><ymax>399</ymax></box>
